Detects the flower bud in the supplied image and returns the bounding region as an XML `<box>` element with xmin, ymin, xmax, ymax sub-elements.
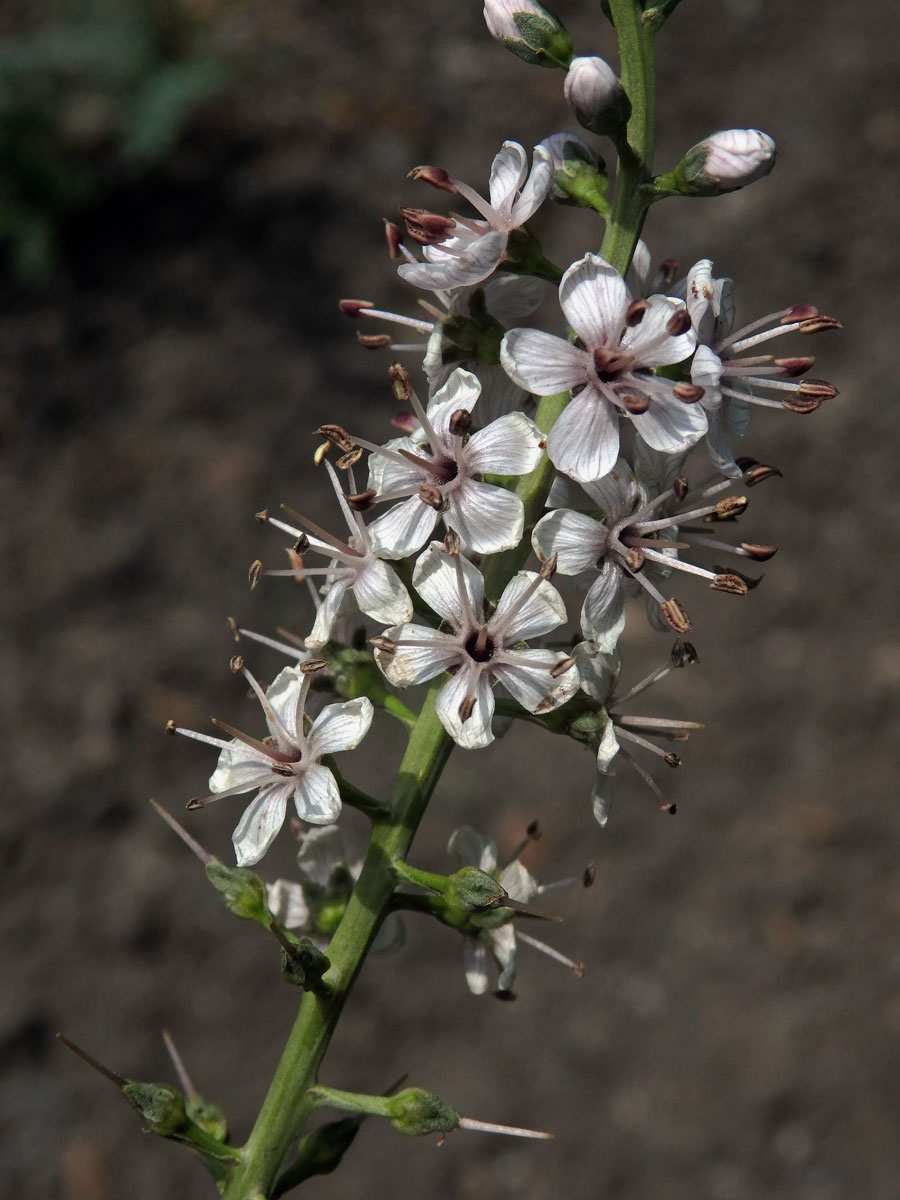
<box><xmin>482</xmin><ymin>0</ymin><xmax>573</xmax><ymax>69</ymax></box>
<box><xmin>670</xmin><ymin>129</ymin><xmax>776</xmax><ymax>196</ymax></box>
<box><xmin>563</xmin><ymin>56</ymin><xmax>630</xmax><ymax>136</ymax></box>
<box><xmin>386</xmin><ymin>1087</ymin><xmax>460</xmax><ymax>1137</ymax></box>
<box><xmin>538</xmin><ymin>132</ymin><xmax>608</xmax><ymax>209</ymax></box>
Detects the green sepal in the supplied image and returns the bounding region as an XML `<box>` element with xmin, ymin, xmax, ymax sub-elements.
<box><xmin>273</xmin><ymin>1119</ymin><xmax>361</xmax><ymax>1192</ymax></box>
<box><xmin>186</xmin><ymin>1094</ymin><xmax>229</xmax><ymax>1143</ymax></box>
<box><xmin>386</xmin><ymin>1087</ymin><xmax>459</xmax><ymax>1137</ymax></box>
<box><xmin>277</xmin><ymin>930</ymin><xmax>332</xmax><ymax>992</ymax></box>
<box><xmin>550</xmin><ymin>142</ymin><xmax>610</xmax><ymax>214</ymax></box>
<box><xmin>205</xmin><ymin>860</ymin><xmax>272</xmax><ymax>927</ymax></box>
<box><xmin>499</xmin><ymin>8</ymin><xmax>574</xmax><ymax>69</ymax></box>
<box><xmin>501</xmin><ymin>227</ymin><xmax>563</xmax><ymax>283</ymax></box>
<box><xmin>122</xmin><ymin>1081</ymin><xmax>241</xmax><ymax>1178</ymax></box>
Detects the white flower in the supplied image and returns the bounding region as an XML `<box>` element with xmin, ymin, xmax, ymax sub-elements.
<box><xmin>685</xmin><ymin>259</ymin><xmax>841</xmax><ymax>476</ymax></box>
<box><xmin>397</xmin><ymin>142</ymin><xmax>553</xmax><ymax>292</ymax></box>
<box><xmin>358</xmin><ymin>367</ymin><xmax>545</xmax><ymax>558</ymax></box>
<box><xmin>533</xmin><ymin>458</ymin><xmax>772</xmax><ymax>646</ymax></box>
<box><xmin>257</xmin><ymin>458</ymin><xmax>412</xmax><ymax>648</ymax></box>
<box><xmin>575</xmin><ymin>641</ymin><xmax>703</xmax><ymax>827</ymax></box>
<box><xmin>374</xmin><ymin>540</ymin><xmax>578</xmax><ymax>749</ymax></box>
<box><xmin>172</xmin><ymin>662</ymin><xmax>373</xmax><ymax>866</ymax></box>
<box><xmin>267</xmin><ymin>825</ymin><xmax>405</xmax><ymax>955</ymax></box>
<box><xmin>448</xmin><ymin>824</ymin><xmax>586</xmax><ymax>996</ymax></box>
<box><xmin>501</xmin><ymin>253</ymin><xmax>706</xmax><ymax>482</ymax></box>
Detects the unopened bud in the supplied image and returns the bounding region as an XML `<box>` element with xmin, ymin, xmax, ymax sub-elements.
<box><xmin>387</xmin><ymin>1087</ymin><xmax>459</xmax><ymax>1137</ymax></box>
<box><xmin>538</xmin><ymin>131</ymin><xmax>607</xmax><ymax>208</ymax></box>
<box><xmin>206</xmin><ymin>860</ymin><xmax>271</xmax><ymax>926</ymax></box>
<box><xmin>671</xmin><ymin>128</ymin><xmax>777</xmax><ymax>196</ymax></box>
<box><xmin>564</xmin><ymin>56</ymin><xmax>629</xmax><ymax>136</ymax></box>
<box><xmin>483</xmin><ymin>0</ymin><xmax>573</xmax><ymax>69</ymax></box>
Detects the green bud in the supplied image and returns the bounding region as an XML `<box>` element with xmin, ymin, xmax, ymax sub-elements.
<box><xmin>446</xmin><ymin>866</ymin><xmax>507</xmax><ymax>912</ymax></box>
<box><xmin>205</xmin><ymin>860</ymin><xmax>271</xmax><ymax>926</ymax></box>
<box><xmin>185</xmin><ymin>1094</ymin><xmax>229</xmax><ymax>1143</ymax></box>
<box><xmin>386</xmin><ymin>1088</ymin><xmax>459</xmax><ymax>1137</ymax></box>
<box><xmin>123</xmin><ymin>1081</ymin><xmax>189</xmax><ymax>1136</ymax></box>
<box><xmin>279</xmin><ymin>933</ymin><xmax>331</xmax><ymax>991</ymax></box>
<box><xmin>286</xmin><ymin>1118</ymin><xmax>361</xmax><ymax>1182</ymax></box>
<box><xmin>540</xmin><ymin>133</ymin><xmax>609</xmax><ymax>212</ymax></box>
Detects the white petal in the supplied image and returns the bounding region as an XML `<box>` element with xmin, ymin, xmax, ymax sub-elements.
<box><xmin>297</xmin><ymin>824</ymin><xmax>346</xmax><ymax>887</ymax></box>
<box><xmin>532</xmin><ymin>509</ymin><xmax>606</xmax><ymax>576</ymax></box>
<box><xmin>508</xmin><ymin>144</ymin><xmax>553</xmax><ymax>226</ymax></box>
<box><xmin>624</xmin><ymin>295</ymin><xmax>696</xmax><ymax>366</ymax></box>
<box><xmin>629</xmin><ymin>387</ymin><xmax>708</xmax><ymax>455</ymax></box>
<box><xmin>376</xmin><ymin>623</ymin><xmax>461</xmax><ymax>687</ymax></box>
<box><xmin>464</xmin><ymin>937</ymin><xmax>490</xmax><ymax>994</ymax></box>
<box><xmin>580</xmin><ymin>458</ymin><xmax>640</xmax><ymax>521</ymax></box>
<box><xmin>448</xmin><ymin>824</ymin><xmax>498</xmax><ymax>872</ymax></box>
<box><xmin>426</xmin><ymin>367</ymin><xmax>482</xmax><ymax>438</ymax></box>
<box><xmin>464</xmin><ymin>411</ymin><xmax>545</xmax><ymax>475</ymax></box>
<box><xmin>559</xmin><ymin>253</ymin><xmax>627</xmax><ymax>347</ymax></box>
<box><xmin>307</xmin><ymin>697</ymin><xmax>374</xmax><ymax>758</ymax></box>
<box><xmin>264</xmin><ymin>667</ymin><xmax>308</xmax><ymax>741</ymax></box>
<box><xmin>494</xmin><ymin>649</ymin><xmax>578</xmax><ymax>713</ymax></box>
<box><xmin>368</xmin><ymin>435</ymin><xmax>423</xmax><ymax>494</ymax></box>
<box><xmin>209</xmin><ymin>742</ymin><xmax>272</xmax><ymax>795</ymax></box>
<box><xmin>575</xmin><ymin>640</ymin><xmax>619</xmax><ymax>701</ymax></box>
<box><xmin>413</xmin><ymin>542</ymin><xmax>484</xmax><ymax>625</ymax></box>
<box><xmin>500</xmin><ymin>859</ymin><xmax>538</xmax><ymax>903</ymax></box>
<box><xmin>482</xmin><ymin>273</ymin><xmax>545</xmax><ymax>322</ymax></box>
<box><xmin>352</xmin><ymin>558</ymin><xmax>413</xmax><ymax>624</ymax></box>
<box><xmin>704</xmin><ymin>407</ymin><xmax>742</xmax><ymax>478</ymax></box>
<box><xmin>581</xmin><ymin>561</ymin><xmax>627</xmax><ymax>651</ymax></box>
<box><xmin>723</xmin><ymin>395</ymin><xmax>751</xmax><ymax>437</ymax></box>
<box><xmin>489</xmin><ymin>924</ymin><xmax>518</xmax><ymax>992</ymax></box>
<box><xmin>367</xmin><ymin>496</ymin><xmax>438</xmax><ymax>559</ymax></box>
<box><xmin>625</xmin><ymin>239</ymin><xmax>652</xmax><ymax>297</ymax></box>
<box><xmin>294</xmin><ymin>764</ymin><xmax>342</xmax><ymax>825</ymax></box>
<box><xmin>448</xmin><ymin>479</ymin><xmax>524</xmax><ymax>554</ymax></box>
<box><xmin>596</xmin><ymin>717</ymin><xmax>620</xmax><ymax>774</ymax></box>
<box><xmin>306</xmin><ymin>577</ymin><xmax>350</xmax><ymax>649</ymax></box>
<box><xmin>468</xmin><ymin>363</ymin><xmax>530</xmax><ymax>424</ymax></box>
<box><xmin>266</xmin><ymin>879</ymin><xmax>309</xmax><ymax>930</ymax></box>
<box><xmin>232</xmin><ymin>784</ymin><xmax>289</xmax><ymax>866</ymax></box>
<box><xmin>546</xmin><ymin>387</ymin><xmax>619</xmax><ymax>483</ymax></box>
<box><xmin>501</xmin><ymin>328</ymin><xmax>587</xmax><ymax>395</ymax></box>
<box><xmin>492</xmin><ymin>571</ymin><xmax>567</xmax><ymax>640</ymax></box>
<box><xmin>488</xmin><ymin>140</ymin><xmax>529</xmax><ymax>217</ymax></box>
<box><xmin>398</xmin><ymin>231</ymin><xmax>507</xmax><ymax>290</ymax></box>
<box><xmin>435</xmin><ymin>667</ymin><xmax>495</xmax><ymax>749</ymax></box>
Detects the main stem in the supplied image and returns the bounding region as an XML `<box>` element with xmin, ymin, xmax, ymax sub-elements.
<box><xmin>223</xmin><ymin>6</ymin><xmax>658</xmax><ymax>1195</ymax></box>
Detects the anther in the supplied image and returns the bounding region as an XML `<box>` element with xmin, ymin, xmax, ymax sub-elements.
<box><xmin>737</xmin><ymin>458</ymin><xmax>782</xmax><ymax>486</ymax></box>
<box><xmin>443</xmin><ymin>530</ymin><xmax>461</xmax><ymax>556</ymax></box>
<box><xmin>300</xmin><ymin>659</ymin><xmax>328</xmax><ymax>675</ymax></box>
<box><xmin>672</xmin><ymin>638</ymin><xmax>699</xmax><ymax>667</ymax></box>
<box><xmin>336</xmin><ymin>447</ymin><xmax>364</xmax><ymax>470</ymax></box>
<box><xmin>661</xmin><ymin>598</ymin><xmax>692</xmax><ymax>634</ymax></box>
<box><xmin>550</xmin><ymin>655</ymin><xmax>576</xmax><ymax>678</ymax></box>
<box><xmin>593</xmin><ymin>347</ymin><xmax>632</xmax><ymax>377</ymax></box>
<box><xmin>407</xmin><ymin>164</ymin><xmax>455</xmax><ymax>192</ymax></box>
<box><xmin>229</xmin><ymin>655</ymin><xmax>244</xmax><ymax>673</ymax></box>
<box><xmin>271</xmin><ymin>762</ymin><xmax>295</xmax><ymax>777</ymax></box>
<box><xmin>357</xmin><ymin>333</ymin><xmax>392</xmax><ymax>349</ymax></box>
<box><xmin>370</xmin><ymin>635</ymin><xmax>397</xmax><ymax>654</ymax></box>
<box><xmin>710</xmin><ymin>573</ymin><xmax>749</xmax><ymax>595</ymax></box>
<box><xmin>165</xmin><ymin>719</ymin><xmax>177</xmax><ymax>735</ymax></box>
<box><xmin>624</xmin><ymin>547</ymin><xmax>645</xmax><ymax>572</ymax></box>
<box><xmin>713</xmin><ymin>496</ymin><xmax>748</xmax><ymax>520</ymax></box>
<box><xmin>338</xmin><ymin>299</ymin><xmax>374</xmax><ymax>318</ymax></box>
<box><xmin>673</xmin><ymin>382</ymin><xmax>704</xmax><ymax>403</ymax></box>
<box><xmin>658</xmin><ymin>258</ymin><xmax>678</xmax><ymax>287</ymax></box>
<box><xmin>662</xmin><ymin>802</ymin><xmax>677</xmax><ymax>815</ymax></box>
<box><xmin>458</xmin><ymin>695</ymin><xmax>476</xmax><ymax>724</ymax></box>
<box><xmin>664</xmin><ymin>752</ymin><xmax>682</xmax><ymax>768</ymax></box>
<box><xmin>347</xmin><ymin>488</ymin><xmax>377</xmax><ymax>511</ymax></box>
<box><xmin>625</xmin><ymin>298</ymin><xmax>647</xmax><ymax>326</ymax></box>
<box><xmin>539</xmin><ymin>552</ymin><xmax>558</xmax><ymax>581</ymax></box>
<box><xmin>798</xmin><ymin>314</ymin><xmax>842</xmax><ymax>334</ymax></box>
<box><xmin>583</xmin><ymin>864</ymin><xmax>596</xmax><ymax>887</ymax></box>
<box><xmin>673</xmin><ymin>476</ymin><xmax>689</xmax><ymax>501</ymax></box>
<box><xmin>292</xmin><ymin>533</ymin><xmax>311</xmax><ymax>554</ymax></box>
<box><xmin>255</xmin><ymin>509</ymin><xmax>269</xmax><ymax>523</ymax></box>
<box><xmin>388</xmin><ymin>362</ymin><xmax>413</xmax><ymax>403</ymax></box>
<box><xmin>448</xmin><ymin>408</ymin><xmax>472</xmax><ymax>437</ymax></box>
<box><xmin>384</xmin><ymin>220</ymin><xmax>403</xmax><ymax>258</ymax></box>
<box><xmin>665</xmin><ymin>307</ymin><xmax>692</xmax><ymax>337</ymax></box>
<box><xmin>774</xmin><ymin>355</ymin><xmax>815</xmax><ymax>376</ymax></box>
<box><xmin>399</xmin><ymin>207</ymin><xmax>456</xmax><ymax>245</ymax></box>
<box><xmin>227</xmin><ymin>616</ymin><xmax>240</xmax><ymax>642</ymax></box>
<box><xmin>249</xmin><ymin>560</ymin><xmax>263</xmax><ymax>589</ymax></box>
<box><xmin>419</xmin><ymin>484</ymin><xmax>449</xmax><ymax>511</ymax></box>
<box><xmin>315</xmin><ymin>425</ymin><xmax>355</xmax><ymax>453</ymax></box>
<box><xmin>623</xmin><ymin>391</ymin><xmax>650</xmax><ymax>414</ymax></box>
<box><xmin>740</xmin><ymin>542</ymin><xmax>778</xmax><ymax>561</ymax></box>
<box><xmin>314</xmin><ymin>441</ymin><xmax>330</xmax><ymax>466</ymax></box>
<box><xmin>782</xmin><ymin>303</ymin><xmax>818</xmax><ymax>323</ymax></box>
<box><xmin>527</xmin><ymin>820</ymin><xmax>541</xmax><ymax>839</ymax></box>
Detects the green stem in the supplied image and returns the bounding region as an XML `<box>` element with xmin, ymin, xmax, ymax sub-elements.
<box><xmin>222</xmin><ymin>685</ymin><xmax>452</xmax><ymax>1199</ymax></box>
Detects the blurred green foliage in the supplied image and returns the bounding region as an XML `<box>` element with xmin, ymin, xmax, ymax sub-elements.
<box><xmin>0</xmin><ymin>0</ymin><xmax>228</xmax><ymax>279</ymax></box>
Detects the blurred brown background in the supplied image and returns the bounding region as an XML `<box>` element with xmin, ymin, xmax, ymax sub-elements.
<box><xmin>2</xmin><ymin>1</ymin><xmax>897</xmax><ymax>1197</ymax></box>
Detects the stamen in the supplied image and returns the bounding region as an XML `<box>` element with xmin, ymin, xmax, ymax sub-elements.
<box><xmin>517</xmin><ymin>930</ymin><xmax>585</xmax><ymax>976</ymax></box>
<box><xmin>457</xmin><ymin>1116</ymin><xmax>553</xmax><ymax>1140</ymax></box>
<box><xmin>236</xmin><ymin>664</ymin><xmax>302</xmax><ymax>750</ymax></box>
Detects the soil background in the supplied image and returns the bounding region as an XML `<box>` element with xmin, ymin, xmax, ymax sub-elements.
<box><xmin>2</xmin><ymin>2</ymin><xmax>899</xmax><ymax>1198</ymax></box>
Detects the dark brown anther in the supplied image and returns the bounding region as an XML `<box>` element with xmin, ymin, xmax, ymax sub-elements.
<box><xmin>527</xmin><ymin>819</ymin><xmax>541</xmax><ymax>839</ymax></box>
<box><xmin>292</xmin><ymin>532</ymin><xmax>311</xmax><ymax>555</ymax></box>
<box><xmin>419</xmin><ymin>483</ymin><xmax>448</xmax><ymax>511</ymax></box>
<box><xmin>229</xmin><ymin>655</ymin><xmax>245</xmax><ymax>673</ymax></box>
<box><xmin>315</xmin><ymin>424</ymin><xmax>355</xmax><ymax>452</ymax></box>
<box><xmin>407</xmin><ymin>164</ymin><xmax>456</xmax><ymax>192</ymax></box>
<box><xmin>270</xmin><ymin>762</ymin><xmax>295</xmax><ymax>777</ymax></box>
<box><xmin>249</xmin><ymin>560</ymin><xmax>264</xmax><ymax>589</ymax></box>
<box><xmin>592</xmin><ymin>347</ymin><xmax>633</xmax><ymax>377</ymax></box>
<box><xmin>673</xmin><ymin>381</ymin><xmax>705</xmax><ymax>403</ymax></box>
<box><xmin>713</xmin><ymin>495</ymin><xmax>748</xmax><ymax>520</ymax></box>
<box><xmin>384</xmin><ymin>220</ymin><xmax>403</xmax><ymax>258</ymax></box>
<box><xmin>550</xmin><ymin>654</ymin><xmax>576</xmax><ymax>678</ymax></box>
<box><xmin>664</xmin><ymin>752</ymin><xmax>682</xmax><ymax>768</ymax></box>
<box><xmin>624</xmin><ymin>547</ymin><xmax>645</xmax><ymax>572</ymax></box>
<box><xmin>186</xmin><ymin>797</ymin><xmax>203</xmax><ymax>810</ymax></box>
<box><xmin>782</xmin><ymin>303</ymin><xmax>818</xmax><ymax>323</ymax></box>
<box><xmin>255</xmin><ymin>509</ymin><xmax>269</xmax><ymax>523</ymax></box>
<box><xmin>338</xmin><ymin>299</ymin><xmax>374</xmax><ymax>318</ymax></box>
<box><xmin>443</xmin><ymin>530</ymin><xmax>461</xmax><ymax>556</ymax></box>
<box><xmin>774</xmin><ymin>355</ymin><xmax>815</xmax><ymax>377</ymax></box>
<box><xmin>448</xmin><ymin>408</ymin><xmax>472</xmax><ymax>437</ymax></box>
<box><xmin>300</xmin><ymin>659</ymin><xmax>328</xmax><ymax>675</ymax></box>
<box><xmin>625</xmin><ymin>298</ymin><xmax>647</xmax><ymax>326</ymax></box>
<box><xmin>337</xmin><ymin>447</ymin><xmax>364</xmax><ymax>470</ymax></box>
<box><xmin>673</xmin><ymin>476</ymin><xmax>689</xmax><ymax>502</ymax></box>
<box><xmin>370</xmin><ymin>635</ymin><xmax>397</xmax><ymax>654</ymax></box>
<box><xmin>710</xmin><ymin>573</ymin><xmax>749</xmax><ymax>595</ymax></box>
<box><xmin>227</xmin><ymin>616</ymin><xmax>240</xmax><ymax>642</ymax></box>
<box><xmin>665</xmin><ymin>306</ymin><xmax>692</xmax><ymax>337</ymax></box>
<box><xmin>347</xmin><ymin>488</ymin><xmax>377</xmax><ymax>512</ymax></box>
<box><xmin>388</xmin><ymin>362</ymin><xmax>413</xmax><ymax>403</ymax></box>
<box><xmin>458</xmin><ymin>695</ymin><xmax>476</xmax><ymax>724</ymax></box>
<box><xmin>782</xmin><ymin>394</ymin><xmax>822</xmax><ymax>414</ymax></box>
<box><xmin>657</xmin><ymin>258</ymin><xmax>678</xmax><ymax>288</ymax></box>
<box><xmin>713</xmin><ymin>564</ymin><xmax>761</xmax><ymax>590</ymax></box>
<box><xmin>671</xmin><ymin>638</ymin><xmax>699</xmax><ymax>667</ymax></box>
<box><xmin>399</xmin><ymin>207</ymin><xmax>456</xmax><ymax>245</ymax></box>
<box><xmin>583</xmin><ymin>863</ymin><xmax>596</xmax><ymax>888</ymax></box>
<box><xmin>539</xmin><ymin>552</ymin><xmax>558</xmax><ymax>581</ymax></box>
<box><xmin>165</xmin><ymin>719</ymin><xmax>177</xmax><ymax>735</ymax></box>
<box><xmin>737</xmin><ymin>458</ymin><xmax>782</xmax><ymax>486</ymax></box>
<box><xmin>661</xmin><ymin>598</ymin><xmax>692</xmax><ymax>634</ymax></box>
<box><xmin>798</xmin><ymin>314</ymin><xmax>842</xmax><ymax>334</ymax></box>
<box><xmin>623</xmin><ymin>391</ymin><xmax>650</xmax><ymax>414</ymax></box>
<box><xmin>662</xmin><ymin>802</ymin><xmax>677</xmax><ymax>815</ymax></box>
<box><xmin>740</xmin><ymin>542</ymin><xmax>778</xmax><ymax>561</ymax></box>
<box><xmin>357</xmin><ymin>333</ymin><xmax>392</xmax><ymax>349</ymax></box>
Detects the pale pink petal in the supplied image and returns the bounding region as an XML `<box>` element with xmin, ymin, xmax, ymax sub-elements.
<box><xmin>581</xmin><ymin>561</ymin><xmax>627</xmax><ymax>651</ymax></box>
<box><xmin>629</xmin><ymin>389</ymin><xmax>708</xmax><ymax>455</ymax></box>
<box><xmin>464</xmin><ymin>937</ymin><xmax>490</xmax><ymax>994</ymax></box>
<box><xmin>559</xmin><ymin>253</ymin><xmax>627</xmax><ymax>347</ymax></box>
<box><xmin>307</xmin><ymin>697</ymin><xmax>374</xmax><ymax>758</ymax></box>
<box><xmin>448</xmin><ymin>479</ymin><xmax>523</xmax><ymax>554</ymax></box>
<box><xmin>580</xmin><ymin>458</ymin><xmax>640</xmax><ymax>521</ymax></box>
<box><xmin>490</xmin><ymin>924</ymin><xmax>517</xmax><ymax>991</ymax></box>
<box><xmin>306</xmin><ymin>576</ymin><xmax>350</xmax><ymax>649</ymax></box>
<box><xmin>232</xmin><ymin>784</ymin><xmax>289</xmax><ymax>866</ymax></box>
<box><xmin>501</xmin><ymin>328</ymin><xmax>587</xmax><ymax>395</ymax></box>
<box><xmin>532</xmin><ymin>509</ymin><xmax>606</xmax><ymax>576</ymax></box>
<box><xmin>412</xmin><ymin>543</ymin><xmax>484</xmax><ymax>625</ymax></box>
<box><xmin>494</xmin><ymin>649</ymin><xmax>578</xmax><ymax>712</ymax></box>
<box><xmin>624</xmin><ymin>295</ymin><xmax>696</xmax><ymax>366</ymax></box>
<box><xmin>546</xmin><ymin>387</ymin><xmax>619</xmax><ymax>482</ymax></box>
<box><xmin>508</xmin><ymin>145</ymin><xmax>553</xmax><ymax>226</ymax></box>
<box><xmin>266</xmin><ymin>879</ymin><xmax>309</xmax><ymax>929</ymax></box>
<box><xmin>398</xmin><ymin>230</ymin><xmax>508</xmax><ymax>290</ymax></box>
<box><xmin>465</xmin><ymin>412</ymin><xmax>545</xmax><ymax>475</ymax></box>
<box><xmin>297</xmin><ymin>824</ymin><xmax>345</xmax><ymax>887</ymax></box>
